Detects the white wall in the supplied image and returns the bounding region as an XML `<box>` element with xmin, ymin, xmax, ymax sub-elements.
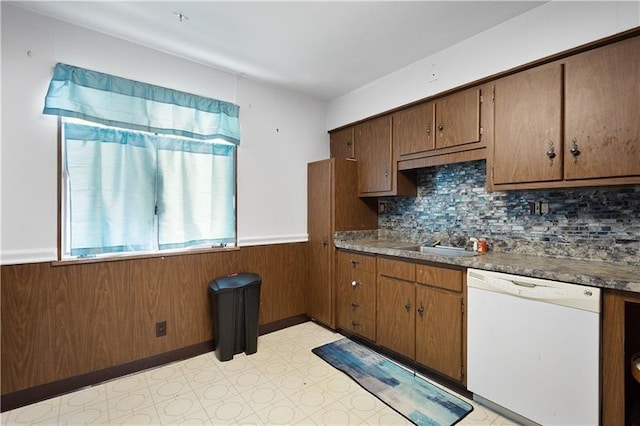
<box><xmin>0</xmin><ymin>4</ymin><xmax>328</xmax><ymax>264</ymax></box>
<box><xmin>327</xmin><ymin>1</ymin><xmax>640</xmax><ymax>130</ymax></box>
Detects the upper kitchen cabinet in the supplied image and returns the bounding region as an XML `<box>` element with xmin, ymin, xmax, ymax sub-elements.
<box><xmin>393</xmin><ymin>101</ymin><xmax>435</xmax><ymax>157</ymax></box>
<box><xmin>564</xmin><ymin>36</ymin><xmax>640</xmax><ymax>181</ymax></box>
<box><xmin>330</xmin><ymin>126</ymin><xmax>355</xmax><ymax>159</ymax></box>
<box><xmin>490</xmin><ymin>35</ymin><xmax>640</xmax><ymax>190</ymax></box>
<box><xmin>395</xmin><ymin>85</ymin><xmax>490</xmax><ymax>171</ymax></box>
<box><xmin>492</xmin><ymin>62</ymin><xmax>563</xmax><ymax>185</ymax></box>
<box><xmin>434</xmin><ymin>87</ymin><xmax>481</xmax><ymax>150</ymax></box>
<box><xmin>355</xmin><ymin>115</ymin><xmax>416</xmax><ymax>197</ymax></box>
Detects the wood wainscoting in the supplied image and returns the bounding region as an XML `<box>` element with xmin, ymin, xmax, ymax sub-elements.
<box><xmin>1</xmin><ymin>242</ymin><xmax>308</xmax><ymax>407</ymax></box>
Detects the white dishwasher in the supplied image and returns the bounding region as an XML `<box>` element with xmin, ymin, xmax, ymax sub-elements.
<box><xmin>467</xmin><ymin>268</ymin><xmax>601</xmax><ymax>426</ymax></box>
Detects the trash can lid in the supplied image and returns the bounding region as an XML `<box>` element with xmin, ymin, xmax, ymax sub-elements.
<box><xmin>209</xmin><ymin>272</ymin><xmax>261</xmax><ymax>292</ymax></box>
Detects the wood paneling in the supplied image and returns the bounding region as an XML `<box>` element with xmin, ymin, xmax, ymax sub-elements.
<box><xmin>1</xmin><ymin>243</ymin><xmax>306</xmax><ymax>396</ymax></box>
<box><xmin>1</xmin><ymin>264</ymin><xmax>56</xmax><ymax>392</ymax></box>
<box><xmin>243</xmin><ymin>243</ymin><xmax>307</xmax><ymax>325</ymax></box>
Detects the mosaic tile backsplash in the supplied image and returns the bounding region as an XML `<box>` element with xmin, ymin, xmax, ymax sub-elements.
<box><xmin>378</xmin><ymin>160</ymin><xmax>640</xmax><ymax>265</ymax></box>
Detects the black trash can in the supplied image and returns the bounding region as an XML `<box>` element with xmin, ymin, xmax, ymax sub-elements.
<box><xmin>208</xmin><ymin>272</ymin><xmax>261</xmax><ymax>362</ymax></box>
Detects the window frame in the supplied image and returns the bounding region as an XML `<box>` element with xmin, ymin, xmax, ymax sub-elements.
<box><xmin>56</xmin><ymin>117</ymin><xmax>239</xmax><ymax>264</ymax></box>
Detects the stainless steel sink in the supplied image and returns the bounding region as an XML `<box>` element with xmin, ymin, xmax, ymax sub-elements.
<box><xmin>395</xmin><ymin>245</ymin><xmax>479</xmax><ymax>257</ymax></box>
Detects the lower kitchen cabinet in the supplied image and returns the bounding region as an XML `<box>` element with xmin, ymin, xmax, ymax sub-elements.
<box><xmin>415</xmin><ymin>285</ymin><xmax>463</xmax><ymax>382</ymax></box>
<box><xmin>336</xmin><ymin>251</ymin><xmax>377</xmax><ymax>341</ymax></box>
<box><xmin>602</xmin><ymin>289</ymin><xmax>640</xmax><ymax>425</ymax></box>
<box><xmin>377</xmin><ymin>275</ymin><xmax>416</xmax><ymax>359</ymax></box>
<box><xmin>376</xmin><ymin>257</ymin><xmax>466</xmax><ymax>383</ymax></box>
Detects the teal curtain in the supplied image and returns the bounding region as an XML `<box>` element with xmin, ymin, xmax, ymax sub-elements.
<box><xmin>64</xmin><ymin>123</ymin><xmax>157</xmax><ymax>256</ymax></box>
<box><xmin>157</xmin><ymin>140</ymin><xmax>236</xmax><ymax>250</ymax></box>
<box><xmin>44</xmin><ymin>63</ymin><xmax>240</xmax><ymax>145</ymax></box>
<box><xmin>64</xmin><ymin>123</ymin><xmax>236</xmax><ymax>256</ymax></box>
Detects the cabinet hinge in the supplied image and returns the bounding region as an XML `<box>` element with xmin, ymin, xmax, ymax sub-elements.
<box><xmin>492</xmin><ymin>87</ymin><xmax>495</xmax><ymax>101</ymax></box>
<box><xmin>154</xmin><ymin>204</ymin><xmax>158</xmax><ymax>215</ymax></box>
<box><xmin>480</xmin><ymin>94</ymin><xmax>484</xmax><ymax>103</ymax></box>
<box><xmin>461</xmin><ymin>300</ymin><xmax>465</xmax><ymax>314</ymax></box>
<box><xmin>479</xmin><ymin>127</ymin><xmax>484</xmax><ymax>135</ymax></box>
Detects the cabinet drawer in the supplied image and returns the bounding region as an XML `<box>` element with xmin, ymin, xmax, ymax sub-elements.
<box><xmin>339</xmin><ymin>312</ymin><xmax>375</xmax><ymax>341</ymax></box>
<box><xmin>337</xmin><ymin>271</ymin><xmax>376</xmax><ymax>312</ymax></box>
<box><xmin>377</xmin><ymin>257</ymin><xmax>416</xmax><ymax>282</ymax></box>
<box><xmin>416</xmin><ymin>264</ymin><xmax>463</xmax><ymax>292</ymax></box>
<box><xmin>337</xmin><ymin>251</ymin><xmax>376</xmax><ymax>273</ymax></box>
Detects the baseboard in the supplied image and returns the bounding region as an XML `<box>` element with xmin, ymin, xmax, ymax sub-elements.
<box><xmin>259</xmin><ymin>314</ymin><xmax>309</xmax><ymax>335</ymax></box>
<box><xmin>1</xmin><ymin>315</ymin><xmax>310</xmax><ymax>413</ymax></box>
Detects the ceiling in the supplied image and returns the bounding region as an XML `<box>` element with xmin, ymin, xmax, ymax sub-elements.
<box><xmin>13</xmin><ymin>1</ymin><xmax>546</xmax><ymax>101</ymax></box>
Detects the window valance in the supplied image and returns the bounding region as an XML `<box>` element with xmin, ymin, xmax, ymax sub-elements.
<box><xmin>43</xmin><ymin>63</ymin><xmax>240</xmax><ymax>145</ymax></box>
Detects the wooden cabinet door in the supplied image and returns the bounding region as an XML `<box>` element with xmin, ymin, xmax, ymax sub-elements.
<box><xmin>377</xmin><ymin>276</ymin><xmax>415</xmax><ymax>359</ymax></box>
<box><xmin>493</xmin><ymin>63</ymin><xmax>563</xmax><ymax>184</ymax></box>
<box><xmin>355</xmin><ymin>115</ymin><xmax>392</xmax><ymax>194</ymax></box>
<box><xmin>306</xmin><ymin>160</ymin><xmax>333</xmax><ymax>327</ymax></box>
<box><xmin>415</xmin><ymin>285</ymin><xmax>463</xmax><ymax>381</ymax></box>
<box><xmin>393</xmin><ymin>102</ymin><xmax>435</xmax><ymax>156</ymax></box>
<box><xmin>330</xmin><ymin>127</ymin><xmax>355</xmax><ymax>159</ymax></box>
<box><xmin>435</xmin><ymin>87</ymin><xmax>480</xmax><ymax>149</ymax></box>
<box><xmin>564</xmin><ymin>36</ymin><xmax>640</xmax><ymax>180</ymax></box>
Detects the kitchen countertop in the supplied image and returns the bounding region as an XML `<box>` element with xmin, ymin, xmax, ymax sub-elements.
<box><xmin>335</xmin><ymin>231</ymin><xmax>640</xmax><ymax>294</ymax></box>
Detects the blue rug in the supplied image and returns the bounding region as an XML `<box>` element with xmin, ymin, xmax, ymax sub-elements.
<box><xmin>312</xmin><ymin>338</ymin><xmax>473</xmax><ymax>426</ymax></box>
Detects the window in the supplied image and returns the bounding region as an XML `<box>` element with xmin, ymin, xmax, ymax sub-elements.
<box><xmin>43</xmin><ymin>63</ymin><xmax>240</xmax><ymax>259</ymax></box>
<box><xmin>61</xmin><ymin>120</ymin><xmax>236</xmax><ymax>258</ymax></box>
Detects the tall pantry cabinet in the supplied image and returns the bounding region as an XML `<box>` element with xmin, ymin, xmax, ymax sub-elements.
<box><xmin>307</xmin><ymin>158</ymin><xmax>378</xmax><ymax>328</ymax></box>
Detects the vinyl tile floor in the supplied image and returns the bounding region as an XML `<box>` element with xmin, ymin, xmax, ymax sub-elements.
<box><xmin>2</xmin><ymin>321</ymin><xmax>518</xmax><ymax>425</ymax></box>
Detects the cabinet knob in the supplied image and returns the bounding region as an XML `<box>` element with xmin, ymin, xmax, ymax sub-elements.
<box><xmin>350</xmin><ymin>259</ymin><xmax>360</xmax><ymax>266</ymax></box>
<box><xmin>322</xmin><ymin>238</ymin><xmax>328</xmax><ymax>247</ymax></box>
<box><xmin>351</xmin><ymin>280</ymin><xmax>358</xmax><ymax>287</ymax></box>
<box><xmin>417</xmin><ymin>303</ymin><xmax>425</xmax><ymax>318</ymax></box>
<box><xmin>570</xmin><ymin>138</ymin><xmax>581</xmax><ymax>158</ymax></box>
<box><xmin>438</xmin><ymin>123</ymin><xmax>444</xmax><ymax>132</ymax></box>
<box><xmin>351</xmin><ymin>302</ymin><xmax>360</xmax><ymax>308</ymax></box>
<box><xmin>546</xmin><ymin>147</ymin><xmax>556</xmax><ymax>159</ymax></box>
<box><xmin>404</xmin><ymin>301</ymin><xmax>411</xmax><ymax>312</ymax></box>
<box><xmin>426</xmin><ymin>127</ymin><xmax>432</xmax><ymax>136</ymax></box>
<box><xmin>351</xmin><ymin>320</ymin><xmax>360</xmax><ymax>327</ymax></box>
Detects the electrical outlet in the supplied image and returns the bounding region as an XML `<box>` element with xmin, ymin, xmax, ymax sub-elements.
<box><xmin>378</xmin><ymin>201</ymin><xmax>389</xmax><ymax>214</ymax></box>
<box><xmin>540</xmin><ymin>201</ymin><xmax>550</xmax><ymax>214</ymax></box>
<box><xmin>156</xmin><ymin>321</ymin><xmax>167</xmax><ymax>337</ymax></box>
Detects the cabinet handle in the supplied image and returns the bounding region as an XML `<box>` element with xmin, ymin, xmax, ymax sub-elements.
<box><xmin>322</xmin><ymin>238</ymin><xmax>328</xmax><ymax>247</ymax></box>
<box><xmin>351</xmin><ymin>302</ymin><xmax>360</xmax><ymax>308</ymax></box>
<box><xmin>351</xmin><ymin>280</ymin><xmax>358</xmax><ymax>287</ymax></box>
<box><xmin>350</xmin><ymin>259</ymin><xmax>360</xmax><ymax>266</ymax></box>
<box><xmin>384</xmin><ymin>167</ymin><xmax>389</xmax><ymax>179</ymax></box>
<box><xmin>570</xmin><ymin>138</ymin><xmax>581</xmax><ymax>158</ymax></box>
<box><xmin>426</xmin><ymin>127</ymin><xmax>432</xmax><ymax>136</ymax></box>
<box><xmin>438</xmin><ymin>123</ymin><xmax>444</xmax><ymax>132</ymax></box>
<box><xmin>404</xmin><ymin>301</ymin><xmax>411</xmax><ymax>312</ymax></box>
<box><xmin>346</xmin><ymin>140</ymin><xmax>352</xmax><ymax>147</ymax></box>
<box><xmin>417</xmin><ymin>303</ymin><xmax>425</xmax><ymax>318</ymax></box>
<box><xmin>547</xmin><ymin>146</ymin><xmax>556</xmax><ymax>160</ymax></box>
<box><xmin>351</xmin><ymin>320</ymin><xmax>360</xmax><ymax>327</ymax></box>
